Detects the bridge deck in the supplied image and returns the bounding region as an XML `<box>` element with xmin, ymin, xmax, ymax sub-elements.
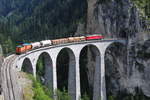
<box><xmin>18</xmin><ymin>39</ymin><xmax>126</xmax><ymax>58</ymax></box>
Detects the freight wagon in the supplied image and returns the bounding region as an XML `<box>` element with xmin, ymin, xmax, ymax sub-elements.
<box><xmin>16</xmin><ymin>34</ymin><xmax>104</xmax><ymax>54</ymax></box>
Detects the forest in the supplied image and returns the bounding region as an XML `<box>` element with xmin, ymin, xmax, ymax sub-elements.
<box><xmin>0</xmin><ymin>0</ymin><xmax>87</xmax><ymax>54</ymax></box>
<box><xmin>0</xmin><ymin>0</ymin><xmax>149</xmax><ymax>55</ymax></box>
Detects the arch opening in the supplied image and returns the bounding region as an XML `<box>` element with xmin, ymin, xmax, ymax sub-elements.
<box><xmin>105</xmin><ymin>42</ymin><xmax>127</xmax><ymax>100</ymax></box>
<box><xmin>56</xmin><ymin>48</ymin><xmax>76</xmax><ymax>99</ymax></box>
<box><xmin>79</xmin><ymin>45</ymin><xmax>101</xmax><ymax>100</ymax></box>
<box><xmin>22</xmin><ymin>58</ymin><xmax>33</xmax><ymax>74</ymax></box>
<box><xmin>36</xmin><ymin>52</ymin><xmax>53</xmax><ymax>89</ymax></box>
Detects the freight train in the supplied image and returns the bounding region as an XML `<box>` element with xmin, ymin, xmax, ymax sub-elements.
<box><xmin>16</xmin><ymin>34</ymin><xmax>104</xmax><ymax>54</ymax></box>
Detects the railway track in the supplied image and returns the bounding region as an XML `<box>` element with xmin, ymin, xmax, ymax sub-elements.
<box><xmin>2</xmin><ymin>55</ymin><xmax>18</xmax><ymax>100</ymax></box>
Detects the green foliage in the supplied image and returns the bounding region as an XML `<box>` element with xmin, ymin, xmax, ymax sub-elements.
<box><xmin>36</xmin><ymin>56</ymin><xmax>45</xmax><ymax>77</ymax></box>
<box><xmin>33</xmin><ymin>87</ymin><xmax>50</xmax><ymax>99</ymax></box>
<box><xmin>29</xmin><ymin>75</ymin><xmax>53</xmax><ymax>100</ymax></box>
<box><xmin>27</xmin><ymin>74</ymin><xmax>92</xmax><ymax>100</ymax></box>
<box><xmin>28</xmin><ymin>74</ymin><xmax>71</xmax><ymax>100</ymax></box>
<box><xmin>57</xmin><ymin>89</ymin><xmax>71</xmax><ymax>100</ymax></box>
<box><xmin>0</xmin><ymin>34</ymin><xmax>15</xmax><ymax>55</ymax></box>
<box><xmin>33</xmin><ymin>82</ymin><xmax>52</xmax><ymax>100</ymax></box>
<box><xmin>0</xmin><ymin>20</ymin><xmax>16</xmax><ymax>55</ymax></box>
<box><xmin>131</xmin><ymin>0</ymin><xmax>150</xmax><ymax>20</ymax></box>
<box><xmin>81</xmin><ymin>93</ymin><xmax>90</xmax><ymax>100</ymax></box>
<box><xmin>108</xmin><ymin>95</ymin><xmax>115</xmax><ymax>100</ymax></box>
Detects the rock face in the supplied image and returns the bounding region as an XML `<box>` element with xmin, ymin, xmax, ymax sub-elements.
<box><xmin>0</xmin><ymin>45</ymin><xmax>3</xmax><ymax>94</ymax></box>
<box><xmin>86</xmin><ymin>0</ymin><xmax>141</xmax><ymax>38</ymax></box>
<box><xmin>80</xmin><ymin>0</ymin><xmax>150</xmax><ymax>99</ymax></box>
<box><xmin>105</xmin><ymin>43</ymin><xmax>127</xmax><ymax>96</ymax></box>
<box><xmin>128</xmin><ymin>40</ymin><xmax>150</xmax><ymax>96</ymax></box>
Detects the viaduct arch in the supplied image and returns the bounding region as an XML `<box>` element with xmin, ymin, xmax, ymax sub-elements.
<box><xmin>56</xmin><ymin>48</ymin><xmax>76</xmax><ymax>100</ymax></box>
<box><xmin>36</xmin><ymin>52</ymin><xmax>53</xmax><ymax>89</ymax></box>
<box><xmin>79</xmin><ymin>45</ymin><xmax>101</xmax><ymax>100</ymax></box>
<box><xmin>21</xmin><ymin>58</ymin><xmax>33</xmax><ymax>74</ymax></box>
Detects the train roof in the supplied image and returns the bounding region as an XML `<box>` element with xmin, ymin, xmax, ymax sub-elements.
<box><xmin>23</xmin><ymin>43</ymin><xmax>31</xmax><ymax>46</ymax></box>
<box><xmin>16</xmin><ymin>45</ymin><xmax>23</xmax><ymax>48</ymax></box>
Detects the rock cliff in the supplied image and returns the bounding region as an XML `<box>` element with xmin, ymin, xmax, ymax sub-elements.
<box><xmin>79</xmin><ymin>0</ymin><xmax>150</xmax><ymax>99</ymax></box>
<box><xmin>0</xmin><ymin>45</ymin><xmax>3</xmax><ymax>95</ymax></box>
<box><xmin>86</xmin><ymin>0</ymin><xmax>142</xmax><ymax>38</ymax></box>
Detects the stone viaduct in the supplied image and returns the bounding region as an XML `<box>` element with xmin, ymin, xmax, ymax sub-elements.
<box><xmin>15</xmin><ymin>39</ymin><xmax>126</xmax><ymax>100</ymax></box>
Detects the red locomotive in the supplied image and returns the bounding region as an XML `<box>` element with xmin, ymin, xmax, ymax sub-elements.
<box><xmin>86</xmin><ymin>34</ymin><xmax>104</xmax><ymax>40</ymax></box>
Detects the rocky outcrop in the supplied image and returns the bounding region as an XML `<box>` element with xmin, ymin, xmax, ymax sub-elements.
<box><xmin>86</xmin><ymin>0</ymin><xmax>142</xmax><ymax>39</ymax></box>
<box><xmin>0</xmin><ymin>45</ymin><xmax>3</xmax><ymax>95</ymax></box>
<box><xmin>105</xmin><ymin>43</ymin><xmax>127</xmax><ymax>95</ymax></box>
<box><xmin>79</xmin><ymin>0</ymin><xmax>150</xmax><ymax>99</ymax></box>
<box><xmin>128</xmin><ymin>40</ymin><xmax>150</xmax><ymax>96</ymax></box>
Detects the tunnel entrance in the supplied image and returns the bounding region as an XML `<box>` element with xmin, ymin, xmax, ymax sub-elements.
<box><xmin>36</xmin><ymin>52</ymin><xmax>53</xmax><ymax>89</ymax></box>
<box><xmin>79</xmin><ymin>45</ymin><xmax>101</xmax><ymax>100</ymax></box>
<box><xmin>22</xmin><ymin>58</ymin><xmax>33</xmax><ymax>74</ymax></box>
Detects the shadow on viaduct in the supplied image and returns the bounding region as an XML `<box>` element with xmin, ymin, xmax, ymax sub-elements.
<box><xmin>16</xmin><ymin>40</ymin><xmax>126</xmax><ymax>100</ymax></box>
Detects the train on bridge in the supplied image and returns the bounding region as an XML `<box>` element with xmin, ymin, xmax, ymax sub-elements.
<box><xmin>16</xmin><ymin>34</ymin><xmax>104</xmax><ymax>54</ymax></box>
